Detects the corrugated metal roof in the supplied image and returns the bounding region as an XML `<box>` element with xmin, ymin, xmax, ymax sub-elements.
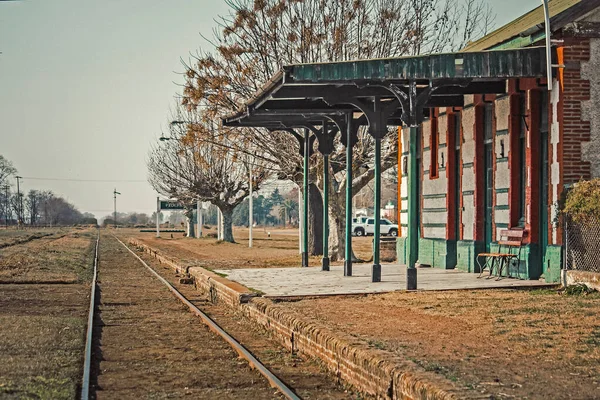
<box><xmin>287</xmin><ymin>47</ymin><xmax>548</xmax><ymax>82</ymax></box>
<box><xmin>462</xmin><ymin>0</ymin><xmax>583</xmax><ymax>52</ymax></box>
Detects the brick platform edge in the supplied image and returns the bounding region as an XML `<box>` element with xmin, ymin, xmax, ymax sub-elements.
<box><xmin>128</xmin><ymin>238</ymin><xmax>480</xmax><ymax>400</ymax></box>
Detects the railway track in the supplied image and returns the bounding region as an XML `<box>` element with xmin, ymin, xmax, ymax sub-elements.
<box><xmin>81</xmin><ymin>233</ymin><xmax>301</xmax><ymax>399</ymax></box>
<box><xmin>0</xmin><ymin>230</ymin><xmax>68</xmax><ymax>250</ymax></box>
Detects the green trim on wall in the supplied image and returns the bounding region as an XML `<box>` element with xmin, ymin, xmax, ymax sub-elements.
<box><xmin>496</xmin><ymin>188</ymin><xmax>509</xmax><ymax>193</ymax></box>
<box><xmin>496</xmin><ymin>129</ymin><xmax>509</xmax><ymax>136</ymax></box>
<box><xmin>423</xmin><ymin>207</ymin><xmax>447</xmax><ymax>212</ymax></box>
<box><xmin>496</xmin><ymin>157</ymin><xmax>509</xmax><ymax>163</ymax></box>
<box><xmin>496</xmin><ymin>223</ymin><xmax>509</xmax><ymax>228</ymax></box>
<box><xmin>423</xmin><ymin>223</ymin><xmax>446</xmax><ymax>228</ymax></box>
<box><xmin>457</xmin><ymin>240</ymin><xmax>484</xmax><ymax>273</ymax></box>
<box><xmin>401</xmin><ymin>196</ymin><xmax>408</xmax><ymax>201</ymax></box>
<box><xmin>439</xmin><ymin>143</ymin><xmax>447</xmax><ymax>149</ymax></box>
<box><xmin>402</xmin><ymin>151</ymin><xmax>409</xmax><ymax>156</ymax></box>
<box><xmin>439</xmin><ymin>167</ymin><xmax>446</xmax><ymax>172</ymax></box>
<box><xmin>418</xmin><ymin>238</ymin><xmax>457</xmax><ymax>269</ymax></box>
<box><xmin>424</xmin><ymin>146</ymin><xmax>430</xmax><ymax>151</ymax></box>
<box><xmin>494</xmin><ymin>205</ymin><xmax>510</xmax><ymax>210</ymax></box>
<box><xmin>463</xmin><ymin>190</ymin><xmax>475</xmax><ymax>196</ymax></box>
<box><xmin>544</xmin><ymin>245</ymin><xmax>563</xmax><ymax>283</ymax></box>
<box><xmin>400</xmin><ymin>210</ymin><xmax>408</xmax><ymax>214</ymax></box>
<box><xmin>423</xmin><ymin>194</ymin><xmax>446</xmax><ymax>199</ymax></box>
<box><xmin>397</xmin><ymin>237</ymin><xmax>408</xmax><ymax>265</ymax></box>
<box><xmin>463</xmin><ymin>162</ymin><xmax>474</xmax><ymax>168</ymax></box>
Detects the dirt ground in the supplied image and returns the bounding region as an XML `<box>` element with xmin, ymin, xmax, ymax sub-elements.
<box><xmin>284</xmin><ymin>289</ymin><xmax>600</xmax><ymax>399</ymax></box>
<box><xmin>0</xmin><ymin>228</ymin><xmax>95</xmax><ymax>399</ymax></box>
<box><xmin>131</xmin><ymin>238</ymin><xmax>366</xmax><ymax>400</ymax></box>
<box><xmin>95</xmin><ymin>233</ymin><xmax>359</xmax><ymax>399</ymax></box>
<box><xmin>124</xmin><ymin>226</ymin><xmax>375</xmax><ymax>270</ymax></box>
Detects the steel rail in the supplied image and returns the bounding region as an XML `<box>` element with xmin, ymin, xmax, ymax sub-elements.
<box><xmin>114</xmin><ymin>236</ymin><xmax>301</xmax><ymax>400</ymax></box>
<box><xmin>81</xmin><ymin>229</ymin><xmax>100</xmax><ymax>400</ymax></box>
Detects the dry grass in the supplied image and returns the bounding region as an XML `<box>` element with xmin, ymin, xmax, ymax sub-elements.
<box><xmin>123</xmin><ymin>226</ymin><xmax>375</xmax><ymax>270</ymax></box>
<box><xmin>0</xmin><ymin>229</ymin><xmax>96</xmax><ymax>283</ymax></box>
<box><xmin>0</xmin><ymin>228</ymin><xmax>95</xmax><ymax>399</ymax></box>
<box><xmin>284</xmin><ymin>289</ymin><xmax>600</xmax><ymax>399</ymax></box>
<box><xmin>0</xmin><ymin>227</ymin><xmax>70</xmax><ymax>249</ymax></box>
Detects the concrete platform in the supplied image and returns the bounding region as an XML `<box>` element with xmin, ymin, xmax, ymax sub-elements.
<box><xmin>215</xmin><ymin>264</ymin><xmax>556</xmax><ymax>297</ymax></box>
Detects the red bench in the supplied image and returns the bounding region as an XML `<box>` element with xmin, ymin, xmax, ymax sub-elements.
<box><xmin>477</xmin><ymin>229</ymin><xmax>526</xmax><ymax>280</ymax></box>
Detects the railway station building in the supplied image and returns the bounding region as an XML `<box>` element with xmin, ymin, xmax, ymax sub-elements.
<box><xmin>225</xmin><ymin>0</ymin><xmax>600</xmax><ymax>287</ymax></box>
<box><xmin>397</xmin><ymin>0</ymin><xmax>600</xmax><ymax>283</ymax></box>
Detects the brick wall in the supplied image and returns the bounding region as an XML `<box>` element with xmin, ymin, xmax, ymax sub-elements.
<box><xmin>562</xmin><ymin>37</ymin><xmax>592</xmax><ymax>184</ymax></box>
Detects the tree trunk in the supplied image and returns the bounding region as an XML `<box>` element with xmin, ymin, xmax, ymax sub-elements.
<box><xmin>308</xmin><ymin>182</ymin><xmax>323</xmax><ymax>256</ymax></box>
<box><xmin>328</xmin><ymin>188</ymin><xmax>361</xmax><ymax>262</ymax></box>
<box><xmin>184</xmin><ymin>208</ymin><xmax>195</xmax><ymax>238</ymax></box>
<box><xmin>221</xmin><ymin>207</ymin><xmax>235</xmax><ymax>243</ymax></box>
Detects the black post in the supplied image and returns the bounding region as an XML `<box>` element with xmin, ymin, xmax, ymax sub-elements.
<box><xmin>302</xmin><ymin>129</ymin><xmax>309</xmax><ymax>268</ymax></box>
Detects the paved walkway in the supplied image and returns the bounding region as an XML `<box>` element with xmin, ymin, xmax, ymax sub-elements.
<box><xmin>215</xmin><ymin>264</ymin><xmax>556</xmax><ymax>297</ymax></box>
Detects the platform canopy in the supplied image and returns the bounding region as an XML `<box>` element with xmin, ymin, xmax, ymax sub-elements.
<box><xmin>221</xmin><ymin>45</ymin><xmax>554</xmax><ymax>286</ymax></box>
<box><xmin>223</xmin><ymin>46</ymin><xmax>552</xmax><ymax>130</ymax></box>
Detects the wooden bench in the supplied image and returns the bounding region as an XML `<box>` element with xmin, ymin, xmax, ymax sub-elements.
<box><xmin>477</xmin><ymin>229</ymin><xmax>526</xmax><ymax>280</ymax></box>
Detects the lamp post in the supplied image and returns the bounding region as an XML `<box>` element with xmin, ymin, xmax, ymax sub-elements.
<box><xmin>113</xmin><ymin>189</ymin><xmax>121</xmax><ymax>228</ymax></box>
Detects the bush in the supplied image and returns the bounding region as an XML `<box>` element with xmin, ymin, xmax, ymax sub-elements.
<box><xmin>563</xmin><ymin>179</ymin><xmax>600</xmax><ymax>223</ymax></box>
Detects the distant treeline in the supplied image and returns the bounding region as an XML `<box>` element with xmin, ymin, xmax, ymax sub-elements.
<box><xmin>0</xmin><ymin>154</ymin><xmax>96</xmax><ymax>226</ymax></box>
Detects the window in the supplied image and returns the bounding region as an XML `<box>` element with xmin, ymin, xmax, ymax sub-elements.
<box><xmin>380</xmin><ymin>219</ymin><xmax>390</xmax><ymax>225</ymax></box>
<box><xmin>484</xmin><ymin>104</ymin><xmax>494</xmax><ymax>144</ymax></box>
<box><xmin>367</xmin><ymin>219</ymin><xmax>374</xmax><ymax>224</ymax></box>
<box><xmin>430</xmin><ymin>111</ymin><xmax>439</xmax><ymax>178</ymax></box>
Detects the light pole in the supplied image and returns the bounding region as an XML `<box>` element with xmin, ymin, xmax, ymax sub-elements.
<box><xmin>113</xmin><ymin>189</ymin><xmax>121</xmax><ymax>228</ymax></box>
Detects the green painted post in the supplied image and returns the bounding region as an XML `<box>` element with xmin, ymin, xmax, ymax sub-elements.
<box><xmin>344</xmin><ymin>116</ymin><xmax>353</xmax><ymax>276</ymax></box>
<box><xmin>407</xmin><ymin>126</ymin><xmax>418</xmax><ymax>289</ymax></box>
<box><xmin>302</xmin><ymin>128</ymin><xmax>309</xmax><ymax>268</ymax></box>
<box><xmin>372</xmin><ymin>138</ymin><xmax>382</xmax><ymax>282</ymax></box>
<box><xmin>322</xmin><ymin>154</ymin><xmax>330</xmax><ymax>271</ymax></box>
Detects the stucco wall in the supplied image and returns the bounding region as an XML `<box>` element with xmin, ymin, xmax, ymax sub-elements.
<box><xmin>461</xmin><ymin>107</ymin><xmax>476</xmax><ymax>241</ymax></box>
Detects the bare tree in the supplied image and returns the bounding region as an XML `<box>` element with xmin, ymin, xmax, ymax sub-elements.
<box><xmin>182</xmin><ymin>0</ymin><xmax>493</xmax><ymax>259</ymax></box>
<box><xmin>148</xmin><ymin>115</ymin><xmax>268</xmax><ymax>242</ymax></box>
<box><xmin>25</xmin><ymin>190</ymin><xmax>41</xmax><ymax>225</ymax></box>
<box><xmin>0</xmin><ymin>155</ymin><xmax>16</xmax><ymax>187</ymax></box>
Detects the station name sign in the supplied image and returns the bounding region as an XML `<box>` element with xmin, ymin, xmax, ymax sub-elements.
<box><xmin>159</xmin><ymin>200</ymin><xmax>186</xmax><ymax>210</ymax></box>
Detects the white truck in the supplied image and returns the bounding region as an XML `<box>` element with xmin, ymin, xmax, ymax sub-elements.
<box><xmin>352</xmin><ymin>217</ymin><xmax>398</xmax><ymax>237</ymax></box>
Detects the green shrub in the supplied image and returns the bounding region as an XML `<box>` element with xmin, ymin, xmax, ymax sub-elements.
<box><xmin>563</xmin><ymin>179</ymin><xmax>600</xmax><ymax>223</ymax></box>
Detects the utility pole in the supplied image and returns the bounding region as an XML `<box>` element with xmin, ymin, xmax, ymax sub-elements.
<box><xmin>3</xmin><ymin>185</ymin><xmax>9</xmax><ymax>227</ymax></box>
<box><xmin>196</xmin><ymin>199</ymin><xmax>202</xmax><ymax>238</ymax></box>
<box><xmin>156</xmin><ymin>197</ymin><xmax>160</xmax><ymax>238</ymax></box>
<box><xmin>113</xmin><ymin>189</ymin><xmax>121</xmax><ymax>228</ymax></box>
<box><xmin>249</xmin><ymin>163</ymin><xmax>253</xmax><ymax>248</ymax></box>
<box><xmin>15</xmin><ymin>176</ymin><xmax>22</xmax><ymax>226</ymax></box>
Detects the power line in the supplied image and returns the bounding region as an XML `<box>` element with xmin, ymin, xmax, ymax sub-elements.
<box><xmin>21</xmin><ymin>177</ymin><xmax>147</xmax><ymax>183</ymax></box>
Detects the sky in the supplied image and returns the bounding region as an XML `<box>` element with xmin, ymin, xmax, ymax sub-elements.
<box><xmin>0</xmin><ymin>0</ymin><xmax>542</xmax><ymax>218</ymax></box>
